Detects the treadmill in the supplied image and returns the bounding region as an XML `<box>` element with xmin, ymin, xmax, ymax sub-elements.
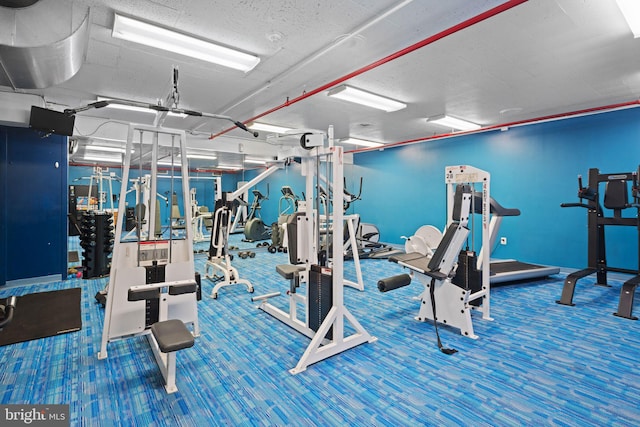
<box><xmin>472</xmin><ymin>193</ymin><xmax>560</xmax><ymax>285</ymax></box>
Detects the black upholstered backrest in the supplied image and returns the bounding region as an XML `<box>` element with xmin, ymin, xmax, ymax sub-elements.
<box><xmin>604</xmin><ymin>180</ymin><xmax>628</xmax><ymax>210</ymax></box>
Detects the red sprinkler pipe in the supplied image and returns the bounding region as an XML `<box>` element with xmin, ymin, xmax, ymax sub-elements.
<box><xmin>350</xmin><ymin>99</ymin><xmax>640</xmax><ymax>153</ymax></box>
<box><xmin>209</xmin><ymin>0</ymin><xmax>528</xmax><ymax>140</ymax></box>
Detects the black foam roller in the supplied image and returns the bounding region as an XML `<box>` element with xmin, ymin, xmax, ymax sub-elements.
<box><xmin>377</xmin><ymin>274</ymin><xmax>412</xmax><ymax>292</ymax></box>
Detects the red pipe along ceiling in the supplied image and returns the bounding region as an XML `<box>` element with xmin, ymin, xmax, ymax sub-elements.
<box><xmin>209</xmin><ymin>0</ymin><xmax>529</xmax><ymax>140</ymax></box>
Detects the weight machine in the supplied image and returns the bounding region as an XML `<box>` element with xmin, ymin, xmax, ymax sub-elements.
<box><xmin>557</xmin><ymin>167</ymin><xmax>640</xmax><ymax>319</ymax></box>
<box><xmin>252</xmin><ymin>127</ymin><xmax>376</xmax><ymax>374</ymax></box>
<box><xmin>97</xmin><ymin>124</ymin><xmax>199</xmax><ymax>393</ymax></box>
<box><xmin>205</xmin><ymin>166</ymin><xmax>282</xmax><ymax>298</ymax></box>
<box><xmin>379</xmin><ymin>165</ymin><xmax>493</xmax><ymax>349</ymax></box>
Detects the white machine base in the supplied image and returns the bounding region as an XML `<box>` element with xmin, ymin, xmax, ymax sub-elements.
<box><xmin>205</xmin><ymin>257</ymin><xmax>254</xmax><ymax>298</ymax></box>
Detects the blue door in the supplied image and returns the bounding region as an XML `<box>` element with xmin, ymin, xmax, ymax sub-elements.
<box><xmin>0</xmin><ymin>126</ymin><xmax>67</xmax><ymax>285</ymax></box>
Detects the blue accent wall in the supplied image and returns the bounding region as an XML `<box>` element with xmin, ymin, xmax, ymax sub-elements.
<box><xmin>253</xmin><ymin>107</ymin><xmax>640</xmax><ymax>271</ymax></box>
<box><xmin>351</xmin><ymin>108</ymin><xmax>640</xmax><ymax>270</ymax></box>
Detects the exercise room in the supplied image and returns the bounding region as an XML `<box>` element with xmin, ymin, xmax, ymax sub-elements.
<box><xmin>1</xmin><ymin>0</ymin><xmax>639</xmax><ymax>425</ymax></box>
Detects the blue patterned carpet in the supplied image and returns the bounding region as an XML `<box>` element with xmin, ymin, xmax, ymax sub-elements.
<box><xmin>1</xmin><ymin>234</ymin><xmax>639</xmax><ymax>426</ymax></box>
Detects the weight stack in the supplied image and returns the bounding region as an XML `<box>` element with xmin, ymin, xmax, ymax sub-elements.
<box><xmin>80</xmin><ymin>211</ymin><xmax>114</xmax><ymax>279</ymax></box>
<box><xmin>308</xmin><ymin>264</ymin><xmax>333</xmax><ymax>340</ymax></box>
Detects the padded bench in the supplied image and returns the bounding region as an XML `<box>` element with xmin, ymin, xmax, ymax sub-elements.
<box><xmin>276</xmin><ymin>264</ymin><xmax>306</xmax><ymax>294</ymax></box>
<box><xmin>276</xmin><ymin>264</ymin><xmax>306</xmax><ymax>279</ymax></box>
<box><xmin>150</xmin><ymin>319</ymin><xmax>194</xmax><ymax>353</ymax></box>
<box><xmin>126</xmin><ymin>279</ymin><xmax>198</xmax><ymax>393</ymax></box>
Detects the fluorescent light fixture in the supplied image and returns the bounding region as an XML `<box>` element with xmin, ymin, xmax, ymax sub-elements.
<box><xmin>157</xmin><ymin>160</ymin><xmax>182</xmax><ymax>167</ymax></box>
<box><xmin>186</xmin><ymin>154</ymin><xmax>217</xmax><ymax>160</ymax></box>
<box><xmin>616</xmin><ymin>0</ymin><xmax>640</xmax><ymax>38</ymax></box>
<box><xmin>167</xmin><ymin>111</ymin><xmax>188</xmax><ymax>118</ymax></box>
<box><xmin>97</xmin><ymin>97</ymin><xmax>155</xmax><ymax>115</ymax></box>
<box><xmin>427</xmin><ymin>115</ymin><xmax>481</xmax><ymax>131</ymax></box>
<box><xmin>85</xmin><ymin>145</ymin><xmax>127</xmax><ymax>153</ymax></box>
<box><xmin>82</xmin><ymin>154</ymin><xmax>122</xmax><ymax>164</ymax></box>
<box><xmin>339</xmin><ymin>138</ymin><xmax>384</xmax><ymax>148</ymax></box>
<box><xmin>327</xmin><ymin>85</ymin><xmax>406</xmax><ymax>112</ymax></box>
<box><xmin>216</xmin><ymin>165</ymin><xmax>241</xmax><ymax>170</ymax></box>
<box><xmin>247</xmin><ymin>122</ymin><xmax>293</xmax><ymax>134</ymax></box>
<box><xmin>244</xmin><ymin>159</ymin><xmax>267</xmax><ymax>165</ymax></box>
<box><xmin>112</xmin><ymin>14</ymin><xmax>260</xmax><ymax>72</ymax></box>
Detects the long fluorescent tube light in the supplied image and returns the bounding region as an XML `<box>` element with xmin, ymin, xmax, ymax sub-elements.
<box><xmin>82</xmin><ymin>154</ymin><xmax>122</xmax><ymax>164</ymax></box>
<box><xmin>97</xmin><ymin>97</ymin><xmax>155</xmax><ymax>114</ymax></box>
<box><xmin>244</xmin><ymin>159</ymin><xmax>267</xmax><ymax>165</ymax></box>
<box><xmin>247</xmin><ymin>122</ymin><xmax>293</xmax><ymax>134</ymax></box>
<box><xmin>85</xmin><ymin>145</ymin><xmax>127</xmax><ymax>153</ymax></box>
<box><xmin>339</xmin><ymin>138</ymin><xmax>384</xmax><ymax>148</ymax></box>
<box><xmin>216</xmin><ymin>165</ymin><xmax>241</xmax><ymax>170</ymax></box>
<box><xmin>327</xmin><ymin>85</ymin><xmax>406</xmax><ymax>112</ymax></box>
<box><xmin>186</xmin><ymin>154</ymin><xmax>217</xmax><ymax>160</ymax></box>
<box><xmin>157</xmin><ymin>160</ymin><xmax>182</xmax><ymax>167</ymax></box>
<box><xmin>616</xmin><ymin>0</ymin><xmax>640</xmax><ymax>38</ymax></box>
<box><xmin>427</xmin><ymin>115</ymin><xmax>481</xmax><ymax>131</ymax></box>
<box><xmin>112</xmin><ymin>14</ymin><xmax>260</xmax><ymax>72</ymax></box>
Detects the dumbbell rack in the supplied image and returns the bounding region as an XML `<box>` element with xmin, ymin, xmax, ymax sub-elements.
<box><xmin>80</xmin><ymin>211</ymin><xmax>114</xmax><ymax>279</ymax></box>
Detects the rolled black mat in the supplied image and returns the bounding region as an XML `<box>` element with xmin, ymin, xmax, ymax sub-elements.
<box><xmin>377</xmin><ymin>274</ymin><xmax>412</xmax><ymax>292</ymax></box>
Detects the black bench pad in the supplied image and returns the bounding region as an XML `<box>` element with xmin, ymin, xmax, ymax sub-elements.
<box><xmin>151</xmin><ymin>319</ymin><xmax>195</xmax><ymax>353</ymax></box>
<box><xmin>276</xmin><ymin>264</ymin><xmax>305</xmax><ymax>280</ymax></box>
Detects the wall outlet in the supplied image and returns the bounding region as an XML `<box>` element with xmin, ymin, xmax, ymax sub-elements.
<box><xmin>500</xmin><ymin>237</ymin><xmax>507</xmax><ymax>245</ymax></box>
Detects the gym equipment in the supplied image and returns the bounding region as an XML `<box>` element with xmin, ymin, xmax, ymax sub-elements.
<box><xmin>205</xmin><ymin>166</ymin><xmax>282</xmax><ymax>298</ymax></box>
<box><xmin>557</xmin><ymin>167</ymin><xmax>640</xmax><ymax>319</ymax></box>
<box><xmin>243</xmin><ymin>187</ymin><xmax>271</xmax><ymax>242</ymax></box>
<box><xmin>122</xmin><ymin>174</ymin><xmax>167</xmax><ymax>240</ymax></box>
<box><xmin>380</xmin><ymin>165</ymin><xmax>494</xmax><ymax>349</ymax></box>
<box><xmin>377</xmin><ymin>274</ymin><xmax>411</xmax><ymax>292</ymax></box>
<box><xmin>205</xmin><ymin>198</ymin><xmax>254</xmax><ymax>298</ymax></box>
<box><xmin>402</xmin><ymin>225</ymin><xmax>442</xmax><ymax>257</ymax></box>
<box><xmin>0</xmin><ymin>288</ymin><xmax>81</xmax><ymax>346</ymax></box>
<box><xmin>98</xmin><ymin>124</ymin><xmax>199</xmax><ymax>394</ymax></box>
<box><xmin>344</xmin><ymin>222</ymin><xmax>404</xmax><ymax>260</ymax></box>
<box><xmin>269</xmin><ymin>186</ymin><xmax>300</xmax><ymax>252</ymax></box>
<box><xmin>229</xmin><ymin>181</ymin><xmax>249</xmax><ymax>234</ymax></box>
<box><xmin>252</xmin><ymin>127</ymin><xmax>376</xmax><ymax>374</ymax></box>
<box><xmin>452</xmin><ymin>192</ymin><xmax>560</xmax><ymax>287</ymax></box>
<box><xmin>0</xmin><ymin>296</ymin><xmax>17</xmax><ymax>330</ymax></box>
<box><xmin>238</xmin><ymin>251</ymin><xmax>256</xmax><ymax>259</ymax></box>
<box><xmin>81</xmin><ymin>211</ymin><xmax>114</xmax><ymax>279</ymax></box>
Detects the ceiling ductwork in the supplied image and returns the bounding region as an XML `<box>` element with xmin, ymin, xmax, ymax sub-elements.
<box><xmin>0</xmin><ymin>1</ymin><xmax>40</xmax><ymax>8</ymax></box>
<box><xmin>0</xmin><ymin>0</ymin><xmax>89</xmax><ymax>89</ymax></box>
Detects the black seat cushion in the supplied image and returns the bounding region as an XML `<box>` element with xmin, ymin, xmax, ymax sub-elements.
<box><xmin>150</xmin><ymin>319</ymin><xmax>194</xmax><ymax>353</ymax></box>
<box><xmin>276</xmin><ymin>264</ymin><xmax>305</xmax><ymax>280</ymax></box>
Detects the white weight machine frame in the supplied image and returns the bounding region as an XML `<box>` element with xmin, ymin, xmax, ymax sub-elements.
<box><xmin>387</xmin><ymin>165</ymin><xmax>493</xmax><ymax>340</ymax></box>
<box><xmin>98</xmin><ymin>124</ymin><xmax>199</xmax><ymax>393</ymax></box>
<box><xmin>205</xmin><ymin>165</ymin><xmax>282</xmax><ymax>298</ymax></box>
<box><xmin>254</xmin><ymin>127</ymin><xmax>376</xmax><ymax>374</ymax></box>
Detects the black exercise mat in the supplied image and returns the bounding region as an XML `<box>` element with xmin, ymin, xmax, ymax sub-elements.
<box><xmin>0</xmin><ymin>288</ymin><xmax>82</xmax><ymax>346</ymax></box>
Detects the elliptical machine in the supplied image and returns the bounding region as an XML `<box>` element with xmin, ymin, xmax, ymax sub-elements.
<box><xmin>243</xmin><ymin>186</ymin><xmax>271</xmax><ymax>242</ymax></box>
<box><xmin>269</xmin><ymin>186</ymin><xmax>300</xmax><ymax>253</ymax></box>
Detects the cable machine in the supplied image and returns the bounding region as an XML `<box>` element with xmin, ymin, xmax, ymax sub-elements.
<box><xmin>252</xmin><ymin>127</ymin><xmax>376</xmax><ymax>374</ymax></box>
<box><xmin>97</xmin><ymin>124</ymin><xmax>199</xmax><ymax>393</ymax></box>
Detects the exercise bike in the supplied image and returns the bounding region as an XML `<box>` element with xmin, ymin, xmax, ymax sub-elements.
<box><xmin>243</xmin><ymin>187</ymin><xmax>271</xmax><ymax>242</ymax></box>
